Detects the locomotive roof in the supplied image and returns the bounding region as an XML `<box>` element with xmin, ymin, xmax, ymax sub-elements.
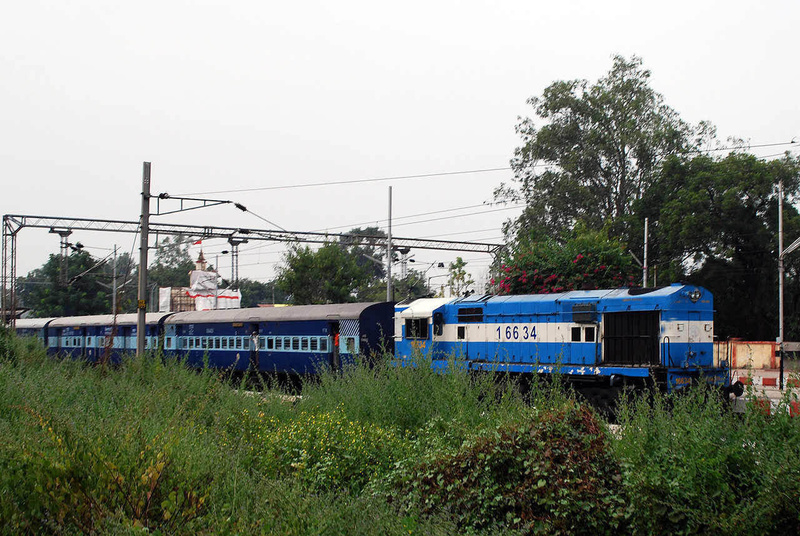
<box><xmin>395</xmin><ymin>298</ymin><xmax>454</xmax><ymax>319</ymax></box>
<box><xmin>49</xmin><ymin>313</ymin><xmax>172</xmax><ymax>328</ymax></box>
<box><xmin>164</xmin><ymin>302</ymin><xmax>386</xmax><ymax>325</ymax></box>
<box><xmin>402</xmin><ymin>285</ymin><xmax>711</xmax><ymax>314</ymax></box>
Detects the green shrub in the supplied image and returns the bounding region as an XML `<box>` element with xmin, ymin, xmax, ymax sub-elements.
<box><xmin>614</xmin><ymin>386</ymin><xmax>800</xmax><ymax>536</ymax></box>
<box><xmin>231</xmin><ymin>404</ymin><xmax>410</xmax><ymax>493</ymax></box>
<box><xmin>387</xmin><ymin>400</ymin><xmax>626</xmax><ymax>535</ymax></box>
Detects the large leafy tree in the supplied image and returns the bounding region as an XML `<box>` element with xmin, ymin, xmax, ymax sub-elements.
<box><xmin>636</xmin><ymin>152</ymin><xmax>800</xmax><ymax>339</ymax></box>
<box><xmin>498</xmin><ymin>55</ymin><xmax>697</xmax><ymax>240</ymax></box>
<box><xmin>276</xmin><ymin>243</ymin><xmax>369</xmax><ymax>305</ymax></box>
<box><xmin>149</xmin><ymin>236</ymin><xmax>195</xmax><ymax>288</ymax></box>
<box><xmin>18</xmin><ymin>251</ymin><xmax>118</xmax><ymax>317</ymax></box>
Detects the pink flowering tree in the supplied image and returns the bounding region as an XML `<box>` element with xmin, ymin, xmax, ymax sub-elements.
<box><xmin>493</xmin><ymin>228</ymin><xmax>638</xmax><ymax>295</ymax></box>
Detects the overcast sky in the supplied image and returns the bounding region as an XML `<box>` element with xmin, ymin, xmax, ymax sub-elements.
<box><xmin>2</xmin><ymin>0</ymin><xmax>799</xmax><ymax>292</ymax></box>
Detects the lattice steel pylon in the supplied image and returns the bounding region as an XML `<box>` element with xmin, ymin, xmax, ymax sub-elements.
<box><xmin>1</xmin><ymin>213</ymin><xmax>505</xmax><ymax>325</ymax></box>
<box><xmin>2</xmin><ymin>216</ymin><xmax>20</xmax><ymax>326</ymax></box>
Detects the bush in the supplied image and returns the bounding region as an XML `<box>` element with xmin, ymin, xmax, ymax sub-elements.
<box><xmin>614</xmin><ymin>386</ymin><xmax>800</xmax><ymax>536</ymax></box>
<box><xmin>386</xmin><ymin>400</ymin><xmax>626</xmax><ymax>535</ymax></box>
<box><xmin>230</xmin><ymin>405</ymin><xmax>410</xmax><ymax>493</ymax></box>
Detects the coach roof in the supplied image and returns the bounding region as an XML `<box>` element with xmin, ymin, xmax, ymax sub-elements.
<box><xmin>164</xmin><ymin>302</ymin><xmax>385</xmax><ymax>325</ymax></box>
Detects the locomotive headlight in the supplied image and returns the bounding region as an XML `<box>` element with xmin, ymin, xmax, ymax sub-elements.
<box><xmin>688</xmin><ymin>290</ymin><xmax>701</xmax><ymax>303</ymax></box>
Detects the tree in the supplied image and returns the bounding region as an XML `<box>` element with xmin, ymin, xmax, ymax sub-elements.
<box><xmin>498</xmin><ymin>55</ymin><xmax>697</xmax><ymax>240</ymax></box>
<box><xmin>276</xmin><ymin>243</ymin><xmax>370</xmax><ymax>304</ymax></box>
<box><xmin>635</xmin><ymin>152</ymin><xmax>800</xmax><ymax>340</ymax></box>
<box><xmin>18</xmin><ymin>251</ymin><xmax>115</xmax><ymax>317</ymax></box>
<box><xmin>447</xmin><ymin>257</ymin><xmax>475</xmax><ymax>297</ymax></box>
<box><xmin>494</xmin><ymin>227</ymin><xmax>638</xmax><ymax>295</ymax></box>
<box><xmin>236</xmin><ymin>278</ymin><xmax>289</xmax><ymax>307</ymax></box>
<box><xmin>149</xmin><ymin>236</ymin><xmax>195</xmax><ymax>288</ymax></box>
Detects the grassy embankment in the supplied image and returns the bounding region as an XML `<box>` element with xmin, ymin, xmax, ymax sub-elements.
<box><xmin>1</xmin><ymin>326</ymin><xmax>799</xmax><ymax>535</ymax></box>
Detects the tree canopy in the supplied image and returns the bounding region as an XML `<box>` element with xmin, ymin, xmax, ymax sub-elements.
<box><xmin>636</xmin><ymin>152</ymin><xmax>800</xmax><ymax>339</ymax></box>
<box><xmin>276</xmin><ymin>243</ymin><xmax>370</xmax><ymax>305</ymax></box>
<box><xmin>18</xmin><ymin>250</ymin><xmax>137</xmax><ymax>317</ymax></box>
<box><xmin>149</xmin><ymin>236</ymin><xmax>195</xmax><ymax>289</ymax></box>
<box><xmin>498</xmin><ymin>55</ymin><xmax>697</xmax><ymax>240</ymax></box>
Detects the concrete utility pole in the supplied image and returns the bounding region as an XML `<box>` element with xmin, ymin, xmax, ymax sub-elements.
<box><xmin>136</xmin><ymin>162</ymin><xmax>151</xmax><ymax>357</ymax></box>
<box><xmin>643</xmin><ymin>218</ymin><xmax>649</xmax><ymax>288</ymax></box>
<box><xmin>779</xmin><ymin>180</ymin><xmax>785</xmax><ymax>390</ymax></box>
<box><xmin>112</xmin><ymin>245</ymin><xmax>118</xmax><ymax>315</ymax></box>
<box><xmin>386</xmin><ymin>186</ymin><xmax>393</xmax><ymax>302</ymax></box>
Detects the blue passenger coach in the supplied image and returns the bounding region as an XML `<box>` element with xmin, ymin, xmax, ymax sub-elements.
<box><xmin>164</xmin><ymin>302</ymin><xmax>394</xmax><ymax>373</ymax></box>
<box><xmin>46</xmin><ymin>313</ymin><xmax>171</xmax><ymax>362</ymax></box>
<box><xmin>394</xmin><ymin>284</ymin><xmax>728</xmax><ymax>392</ymax></box>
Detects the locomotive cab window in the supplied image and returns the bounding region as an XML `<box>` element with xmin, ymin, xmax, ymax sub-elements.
<box><xmin>571</xmin><ymin>327</ymin><xmax>582</xmax><ymax>342</ymax></box>
<box><xmin>584</xmin><ymin>326</ymin><xmax>595</xmax><ymax>342</ymax></box>
<box><xmin>457</xmin><ymin>326</ymin><xmax>466</xmax><ymax>340</ymax></box>
<box><xmin>405</xmin><ymin>318</ymin><xmax>429</xmax><ymax>339</ymax></box>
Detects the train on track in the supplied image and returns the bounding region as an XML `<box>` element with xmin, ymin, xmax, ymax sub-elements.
<box><xmin>13</xmin><ymin>283</ymin><xmax>740</xmax><ymax>397</ymax></box>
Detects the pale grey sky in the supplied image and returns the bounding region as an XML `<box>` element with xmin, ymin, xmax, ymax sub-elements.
<box><xmin>2</xmin><ymin>0</ymin><xmax>798</xmax><ymax>289</ymax></box>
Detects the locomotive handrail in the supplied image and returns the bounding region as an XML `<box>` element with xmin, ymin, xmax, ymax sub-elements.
<box><xmin>662</xmin><ymin>336</ymin><xmax>673</xmax><ymax>367</ymax></box>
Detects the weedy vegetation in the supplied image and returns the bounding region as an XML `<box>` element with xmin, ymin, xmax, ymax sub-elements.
<box><xmin>1</xmin><ymin>327</ymin><xmax>799</xmax><ymax>535</ymax></box>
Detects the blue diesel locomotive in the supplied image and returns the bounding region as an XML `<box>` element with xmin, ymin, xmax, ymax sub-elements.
<box><xmin>394</xmin><ymin>284</ymin><xmax>734</xmax><ymax>394</ymax></box>
<box><xmin>12</xmin><ymin>284</ymin><xmax>736</xmax><ymax>395</ymax></box>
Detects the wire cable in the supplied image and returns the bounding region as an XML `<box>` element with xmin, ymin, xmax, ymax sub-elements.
<box><xmin>173</xmin><ymin>140</ymin><xmax>796</xmax><ymax>196</ymax></box>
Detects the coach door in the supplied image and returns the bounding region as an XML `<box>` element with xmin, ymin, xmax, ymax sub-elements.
<box><xmin>329</xmin><ymin>320</ymin><xmax>340</xmax><ymax>370</ymax></box>
<box><xmin>249</xmin><ymin>323</ymin><xmax>260</xmax><ymax>371</ymax></box>
<box><xmin>602</xmin><ymin>311</ymin><xmax>660</xmax><ymax>366</ymax></box>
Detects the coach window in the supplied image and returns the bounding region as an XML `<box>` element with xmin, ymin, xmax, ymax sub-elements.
<box><xmin>584</xmin><ymin>327</ymin><xmax>595</xmax><ymax>342</ymax></box>
<box><xmin>292</xmin><ymin>338</ymin><xmax>300</xmax><ymax>351</ymax></box>
<box><xmin>405</xmin><ymin>318</ymin><xmax>429</xmax><ymax>340</ymax></box>
<box><xmin>310</xmin><ymin>338</ymin><xmax>318</xmax><ymax>351</ymax></box>
<box><xmin>221</xmin><ymin>338</ymin><xmax>228</xmax><ymax>349</ymax></box>
<box><xmin>320</xmin><ymin>338</ymin><xmax>328</xmax><ymax>352</ymax></box>
<box><xmin>571</xmin><ymin>327</ymin><xmax>582</xmax><ymax>342</ymax></box>
<box><xmin>275</xmin><ymin>338</ymin><xmax>283</xmax><ymax>350</ymax></box>
<box><xmin>300</xmin><ymin>338</ymin><xmax>308</xmax><ymax>351</ymax></box>
<box><xmin>267</xmin><ymin>338</ymin><xmax>274</xmax><ymax>350</ymax></box>
<box><xmin>285</xmin><ymin>337</ymin><xmax>292</xmax><ymax>351</ymax></box>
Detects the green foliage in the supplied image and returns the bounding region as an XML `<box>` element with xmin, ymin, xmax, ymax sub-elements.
<box><xmin>615</xmin><ymin>386</ymin><xmax>800</xmax><ymax>535</ymax></box>
<box><xmin>635</xmin><ymin>152</ymin><xmax>800</xmax><ymax>339</ymax></box>
<box><xmin>447</xmin><ymin>256</ymin><xmax>475</xmax><ymax>297</ymax></box>
<box><xmin>500</xmin><ymin>55</ymin><xmax>696</xmax><ymax>239</ymax></box>
<box><xmin>496</xmin><ymin>227</ymin><xmax>638</xmax><ymax>294</ymax></box>
<box><xmin>236</xmin><ymin>277</ymin><xmax>289</xmax><ymax>307</ymax></box>
<box><xmin>388</xmin><ymin>400</ymin><xmax>626</xmax><ymax>535</ymax></box>
<box><xmin>17</xmin><ymin>250</ymin><xmax>123</xmax><ymax>317</ymax></box>
<box><xmin>301</xmin><ymin>354</ymin><xmax>527</xmax><ymax>435</ymax></box>
<box><xmin>277</xmin><ymin>242</ymin><xmax>370</xmax><ymax>304</ymax></box>
<box><xmin>230</xmin><ymin>405</ymin><xmax>409</xmax><ymax>493</ymax></box>
<box><xmin>4</xmin><ymin>330</ymin><xmax>800</xmax><ymax>535</ymax></box>
<box><xmin>149</xmin><ymin>236</ymin><xmax>195</xmax><ymax>289</ymax></box>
